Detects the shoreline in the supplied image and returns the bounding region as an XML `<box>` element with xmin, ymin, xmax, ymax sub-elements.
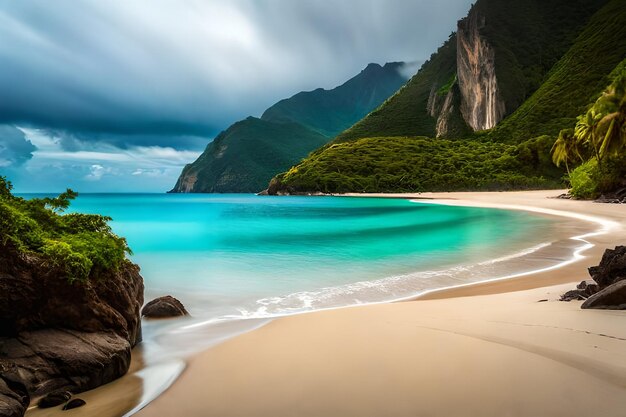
<box><xmin>25</xmin><ymin>190</ymin><xmax>626</xmax><ymax>417</ymax></box>
<box><xmin>136</xmin><ymin>190</ymin><xmax>626</xmax><ymax>417</ymax></box>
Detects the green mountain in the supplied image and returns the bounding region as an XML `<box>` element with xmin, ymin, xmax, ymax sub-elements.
<box><xmin>170</xmin><ymin>62</ymin><xmax>408</xmax><ymax>193</ymax></box>
<box><xmin>269</xmin><ymin>0</ymin><xmax>626</xmax><ymax>195</ymax></box>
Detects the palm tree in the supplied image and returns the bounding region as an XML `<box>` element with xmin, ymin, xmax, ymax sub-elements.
<box><xmin>574</xmin><ymin>108</ymin><xmax>602</xmax><ymax>163</ymax></box>
<box><xmin>594</xmin><ymin>73</ymin><xmax>626</xmax><ymax>160</ymax></box>
<box><xmin>551</xmin><ymin>128</ymin><xmax>581</xmax><ymax>174</ymax></box>
<box><xmin>575</xmin><ymin>72</ymin><xmax>626</xmax><ymax>164</ymax></box>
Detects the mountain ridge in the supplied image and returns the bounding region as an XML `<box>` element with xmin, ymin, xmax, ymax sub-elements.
<box><xmin>170</xmin><ymin>61</ymin><xmax>408</xmax><ymax>193</ymax></box>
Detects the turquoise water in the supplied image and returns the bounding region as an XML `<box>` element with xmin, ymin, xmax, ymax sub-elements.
<box><xmin>46</xmin><ymin>193</ymin><xmax>556</xmax><ymax>319</ymax></box>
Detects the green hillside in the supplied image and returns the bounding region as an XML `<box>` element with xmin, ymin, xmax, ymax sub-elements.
<box><xmin>269</xmin><ymin>0</ymin><xmax>625</xmax><ymax>195</ymax></box>
<box><xmin>171</xmin><ymin>62</ymin><xmax>407</xmax><ymax>193</ymax></box>
<box><xmin>172</xmin><ymin>117</ymin><xmax>328</xmax><ymax>193</ymax></box>
<box><xmin>488</xmin><ymin>0</ymin><xmax>626</xmax><ymax>142</ymax></box>
<box><xmin>334</xmin><ymin>0</ymin><xmax>608</xmax><ymax>144</ymax></box>
<box><xmin>268</xmin><ymin>136</ymin><xmax>559</xmax><ymax>194</ymax></box>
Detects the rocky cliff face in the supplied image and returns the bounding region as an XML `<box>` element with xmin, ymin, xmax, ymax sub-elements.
<box><xmin>427</xmin><ymin>83</ymin><xmax>458</xmax><ymax>138</ymax></box>
<box><xmin>172</xmin><ymin>165</ymin><xmax>198</xmax><ymax>193</ymax></box>
<box><xmin>0</xmin><ymin>245</ymin><xmax>144</xmax><ymax>416</ymax></box>
<box><xmin>457</xmin><ymin>11</ymin><xmax>505</xmax><ymax>131</ymax></box>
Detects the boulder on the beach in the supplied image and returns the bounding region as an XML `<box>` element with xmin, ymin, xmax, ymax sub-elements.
<box><xmin>0</xmin><ymin>377</ymin><xmax>28</xmax><ymax>417</ymax></box>
<box><xmin>63</xmin><ymin>398</ymin><xmax>86</xmax><ymax>410</ymax></box>
<box><xmin>142</xmin><ymin>295</ymin><xmax>189</xmax><ymax>318</ymax></box>
<box><xmin>560</xmin><ymin>281</ymin><xmax>599</xmax><ymax>301</ymax></box>
<box><xmin>560</xmin><ymin>289</ymin><xmax>587</xmax><ymax>301</ymax></box>
<box><xmin>38</xmin><ymin>390</ymin><xmax>71</xmax><ymax>408</ymax></box>
<box><xmin>582</xmin><ymin>280</ymin><xmax>626</xmax><ymax>310</ymax></box>
<box><xmin>588</xmin><ymin>246</ymin><xmax>626</xmax><ymax>288</ymax></box>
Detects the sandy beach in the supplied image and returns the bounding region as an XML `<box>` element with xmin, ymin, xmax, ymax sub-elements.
<box><xmin>136</xmin><ymin>190</ymin><xmax>625</xmax><ymax>417</ymax></box>
<box><xmin>27</xmin><ymin>190</ymin><xmax>626</xmax><ymax>417</ymax></box>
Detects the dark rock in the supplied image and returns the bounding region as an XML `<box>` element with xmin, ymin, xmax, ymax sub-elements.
<box><xmin>0</xmin><ymin>377</ymin><xmax>28</xmax><ymax>417</ymax></box>
<box><xmin>537</xmin><ymin>299</ymin><xmax>548</xmax><ymax>302</ymax></box>
<box><xmin>595</xmin><ymin>188</ymin><xmax>626</xmax><ymax>204</ymax></box>
<box><xmin>0</xmin><ymin>248</ymin><xmax>143</xmax><ymax>345</ymax></box>
<box><xmin>560</xmin><ymin>289</ymin><xmax>588</xmax><ymax>301</ymax></box>
<box><xmin>38</xmin><ymin>390</ymin><xmax>71</xmax><ymax>408</ymax></box>
<box><xmin>582</xmin><ymin>280</ymin><xmax>626</xmax><ymax>310</ymax></box>
<box><xmin>0</xmin><ymin>244</ymin><xmax>144</xmax><ymax>415</ymax></box>
<box><xmin>142</xmin><ymin>295</ymin><xmax>189</xmax><ymax>318</ymax></box>
<box><xmin>585</xmin><ymin>283</ymin><xmax>599</xmax><ymax>296</ymax></box>
<box><xmin>588</xmin><ymin>246</ymin><xmax>626</xmax><ymax>288</ymax></box>
<box><xmin>63</xmin><ymin>398</ymin><xmax>86</xmax><ymax>410</ymax></box>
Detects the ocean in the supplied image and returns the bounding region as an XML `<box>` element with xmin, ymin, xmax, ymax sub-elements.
<box><xmin>59</xmin><ymin>193</ymin><xmax>559</xmax><ymax>316</ymax></box>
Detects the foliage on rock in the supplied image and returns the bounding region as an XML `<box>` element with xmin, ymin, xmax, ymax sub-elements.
<box><xmin>0</xmin><ymin>177</ymin><xmax>131</xmax><ymax>283</ymax></box>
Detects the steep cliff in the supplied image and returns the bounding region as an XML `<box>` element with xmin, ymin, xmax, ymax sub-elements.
<box><xmin>456</xmin><ymin>10</ymin><xmax>505</xmax><ymax>131</ymax></box>
<box><xmin>170</xmin><ymin>62</ymin><xmax>408</xmax><ymax>193</ymax></box>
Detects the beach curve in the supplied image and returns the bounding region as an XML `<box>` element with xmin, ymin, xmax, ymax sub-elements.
<box><xmin>131</xmin><ymin>190</ymin><xmax>626</xmax><ymax>417</ymax></box>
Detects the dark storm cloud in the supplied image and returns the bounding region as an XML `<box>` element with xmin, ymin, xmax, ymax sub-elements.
<box><xmin>0</xmin><ymin>0</ymin><xmax>472</xmax><ymax>149</ymax></box>
<box><xmin>51</xmin><ymin>130</ymin><xmax>210</xmax><ymax>152</ymax></box>
<box><xmin>0</xmin><ymin>125</ymin><xmax>36</xmax><ymax>167</ymax></box>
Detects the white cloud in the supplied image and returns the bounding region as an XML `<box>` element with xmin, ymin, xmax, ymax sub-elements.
<box><xmin>85</xmin><ymin>164</ymin><xmax>107</xmax><ymax>180</ymax></box>
<box><xmin>8</xmin><ymin>129</ymin><xmax>201</xmax><ymax>192</ymax></box>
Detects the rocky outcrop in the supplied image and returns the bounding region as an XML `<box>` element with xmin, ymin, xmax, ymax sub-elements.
<box><xmin>37</xmin><ymin>390</ymin><xmax>71</xmax><ymax>408</ymax></box>
<box><xmin>580</xmin><ymin>246</ymin><xmax>626</xmax><ymax>309</ymax></box>
<box><xmin>457</xmin><ymin>10</ymin><xmax>505</xmax><ymax>131</ymax></box>
<box><xmin>582</xmin><ymin>280</ymin><xmax>626</xmax><ymax>310</ymax></box>
<box><xmin>587</xmin><ymin>246</ymin><xmax>626</xmax><ymax>288</ymax></box>
<box><xmin>171</xmin><ymin>165</ymin><xmax>198</xmax><ymax>193</ymax></box>
<box><xmin>142</xmin><ymin>295</ymin><xmax>189</xmax><ymax>318</ymax></box>
<box><xmin>0</xmin><ymin>377</ymin><xmax>28</xmax><ymax>417</ymax></box>
<box><xmin>595</xmin><ymin>185</ymin><xmax>626</xmax><ymax>203</ymax></box>
<box><xmin>63</xmin><ymin>398</ymin><xmax>86</xmax><ymax>410</ymax></box>
<box><xmin>0</xmin><ymin>245</ymin><xmax>144</xmax><ymax>415</ymax></box>
<box><xmin>427</xmin><ymin>84</ymin><xmax>457</xmax><ymax>138</ymax></box>
<box><xmin>561</xmin><ymin>246</ymin><xmax>626</xmax><ymax>309</ymax></box>
<box><xmin>560</xmin><ymin>280</ymin><xmax>599</xmax><ymax>301</ymax></box>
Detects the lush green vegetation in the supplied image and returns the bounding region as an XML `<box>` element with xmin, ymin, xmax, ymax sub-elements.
<box><xmin>554</xmin><ymin>69</ymin><xmax>626</xmax><ymax>198</ymax></box>
<box><xmin>271</xmin><ymin>136</ymin><xmax>561</xmax><ymax>194</ymax></box>
<box><xmin>489</xmin><ymin>0</ymin><xmax>626</xmax><ymax>142</ymax></box>
<box><xmin>271</xmin><ymin>0</ymin><xmax>625</xmax><ymax>196</ymax></box>
<box><xmin>173</xmin><ymin>117</ymin><xmax>329</xmax><ymax>193</ymax></box>
<box><xmin>0</xmin><ymin>177</ymin><xmax>131</xmax><ymax>283</ymax></box>
<box><xmin>334</xmin><ymin>35</ymin><xmax>457</xmax><ymax>143</ymax></box>
<box><xmin>172</xmin><ymin>63</ymin><xmax>407</xmax><ymax>193</ymax></box>
<box><xmin>334</xmin><ymin>0</ymin><xmax>610</xmax><ymax>145</ymax></box>
<box><xmin>475</xmin><ymin>0</ymin><xmax>608</xmax><ymax>116</ymax></box>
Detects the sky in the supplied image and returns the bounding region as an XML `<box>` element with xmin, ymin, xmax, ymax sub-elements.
<box><xmin>0</xmin><ymin>0</ymin><xmax>473</xmax><ymax>193</ymax></box>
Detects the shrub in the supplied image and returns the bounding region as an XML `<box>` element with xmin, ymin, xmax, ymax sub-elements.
<box><xmin>42</xmin><ymin>240</ymin><xmax>93</xmax><ymax>283</ymax></box>
<box><xmin>569</xmin><ymin>159</ymin><xmax>600</xmax><ymax>199</ymax></box>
